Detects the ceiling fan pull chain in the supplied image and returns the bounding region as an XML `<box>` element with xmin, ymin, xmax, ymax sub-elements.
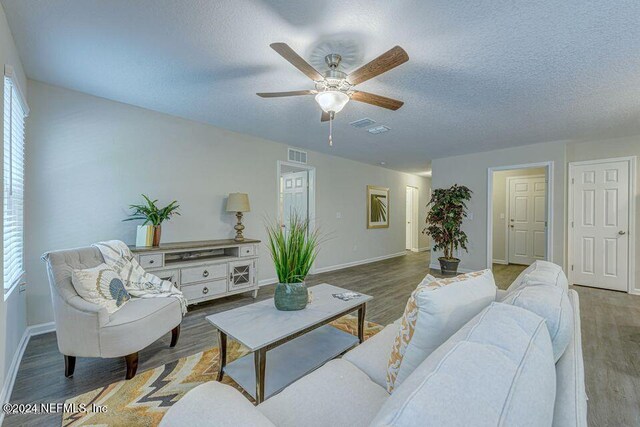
<box><xmin>329</xmin><ymin>112</ymin><xmax>333</xmax><ymax>146</ymax></box>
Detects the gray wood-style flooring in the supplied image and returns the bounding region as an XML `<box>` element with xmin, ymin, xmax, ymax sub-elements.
<box><xmin>5</xmin><ymin>252</ymin><xmax>639</xmax><ymax>426</ymax></box>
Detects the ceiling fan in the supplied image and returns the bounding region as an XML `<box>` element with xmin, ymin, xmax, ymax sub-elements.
<box><xmin>257</xmin><ymin>42</ymin><xmax>409</xmax><ymax>146</ymax></box>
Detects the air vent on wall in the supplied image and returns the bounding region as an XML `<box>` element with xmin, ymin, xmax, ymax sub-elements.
<box><xmin>367</xmin><ymin>125</ymin><xmax>391</xmax><ymax>135</ymax></box>
<box><xmin>349</xmin><ymin>118</ymin><xmax>376</xmax><ymax>128</ymax></box>
<box><xmin>288</xmin><ymin>148</ymin><xmax>307</xmax><ymax>164</ymax></box>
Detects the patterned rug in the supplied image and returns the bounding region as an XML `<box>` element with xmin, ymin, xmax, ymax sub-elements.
<box><xmin>62</xmin><ymin>315</ymin><xmax>383</xmax><ymax>426</ymax></box>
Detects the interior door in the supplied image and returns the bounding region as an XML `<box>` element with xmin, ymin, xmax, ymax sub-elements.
<box><xmin>406</xmin><ymin>187</ymin><xmax>413</xmax><ymax>250</ymax></box>
<box><xmin>281</xmin><ymin>171</ymin><xmax>308</xmax><ymax>226</ymax></box>
<box><xmin>508</xmin><ymin>176</ymin><xmax>547</xmax><ymax>265</ymax></box>
<box><xmin>571</xmin><ymin>161</ymin><xmax>629</xmax><ymax>291</ymax></box>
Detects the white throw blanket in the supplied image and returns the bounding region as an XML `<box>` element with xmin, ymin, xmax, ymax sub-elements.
<box><xmin>93</xmin><ymin>240</ymin><xmax>187</xmax><ymax>314</ymax></box>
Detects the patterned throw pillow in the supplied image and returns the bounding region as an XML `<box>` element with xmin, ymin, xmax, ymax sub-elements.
<box><xmin>386</xmin><ymin>270</ymin><xmax>497</xmax><ymax>393</ymax></box>
<box><xmin>72</xmin><ymin>263</ymin><xmax>131</xmax><ymax>314</ymax></box>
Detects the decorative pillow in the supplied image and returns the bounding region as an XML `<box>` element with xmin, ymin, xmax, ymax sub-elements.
<box><xmin>386</xmin><ymin>269</ymin><xmax>497</xmax><ymax>393</ymax></box>
<box><xmin>502</xmin><ymin>283</ymin><xmax>574</xmax><ymax>361</ymax></box>
<box><xmin>71</xmin><ymin>264</ymin><xmax>131</xmax><ymax>314</ymax></box>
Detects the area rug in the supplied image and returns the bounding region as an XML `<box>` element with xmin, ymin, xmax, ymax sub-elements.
<box><xmin>61</xmin><ymin>315</ymin><xmax>383</xmax><ymax>427</ymax></box>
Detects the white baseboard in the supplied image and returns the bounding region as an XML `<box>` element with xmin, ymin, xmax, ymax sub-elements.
<box><xmin>0</xmin><ymin>321</ymin><xmax>57</xmax><ymax>424</ymax></box>
<box><xmin>492</xmin><ymin>259</ymin><xmax>508</xmax><ymax>265</ymax></box>
<box><xmin>314</xmin><ymin>252</ymin><xmax>406</xmax><ymax>275</ymax></box>
<box><xmin>259</xmin><ymin>252</ymin><xmax>408</xmax><ymax>287</ymax></box>
<box><xmin>258</xmin><ymin>277</ymin><xmax>278</xmax><ymax>287</ymax></box>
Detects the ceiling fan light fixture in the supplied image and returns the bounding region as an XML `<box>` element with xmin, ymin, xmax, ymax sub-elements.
<box><xmin>315</xmin><ymin>90</ymin><xmax>349</xmax><ymax>114</ymax></box>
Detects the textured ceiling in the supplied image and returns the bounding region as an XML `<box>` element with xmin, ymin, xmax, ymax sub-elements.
<box><xmin>3</xmin><ymin>0</ymin><xmax>640</xmax><ymax>173</ymax></box>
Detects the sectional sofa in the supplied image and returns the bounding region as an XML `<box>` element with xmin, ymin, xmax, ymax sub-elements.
<box><xmin>161</xmin><ymin>261</ymin><xmax>587</xmax><ymax>426</ymax></box>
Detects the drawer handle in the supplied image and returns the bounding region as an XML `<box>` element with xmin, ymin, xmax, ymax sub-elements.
<box><xmin>203</xmin><ymin>270</ymin><xmax>209</xmax><ymax>278</ymax></box>
<box><xmin>149</xmin><ymin>259</ymin><xmax>154</xmax><ymax>264</ymax></box>
<box><xmin>202</xmin><ymin>287</ymin><xmax>209</xmax><ymax>294</ymax></box>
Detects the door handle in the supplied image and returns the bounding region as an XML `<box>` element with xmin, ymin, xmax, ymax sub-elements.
<box><xmin>618</xmin><ymin>231</ymin><xmax>626</xmax><ymax>235</ymax></box>
<box><xmin>510</xmin><ymin>225</ymin><xmax>514</xmax><ymax>228</ymax></box>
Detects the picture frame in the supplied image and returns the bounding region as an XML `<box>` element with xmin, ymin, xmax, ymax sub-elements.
<box><xmin>367</xmin><ymin>185</ymin><xmax>390</xmax><ymax>229</ymax></box>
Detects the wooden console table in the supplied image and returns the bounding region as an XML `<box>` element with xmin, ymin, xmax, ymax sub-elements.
<box><xmin>130</xmin><ymin>239</ymin><xmax>260</xmax><ymax>305</ymax></box>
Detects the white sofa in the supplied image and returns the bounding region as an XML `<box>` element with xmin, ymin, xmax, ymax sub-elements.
<box><xmin>161</xmin><ymin>265</ymin><xmax>587</xmax><ymax>426</ymax></box>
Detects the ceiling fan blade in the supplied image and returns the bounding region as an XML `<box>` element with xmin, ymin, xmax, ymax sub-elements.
<box><xmin>321</xmin><ymin>111</ymin><xmax>330</xmax><ymax>122</ymax></box>
<box><xmin>351</xmin><ymin>91</ymin><xmax>404</xmax><ymax>110</ymax></box>
<box><xmin>257</xmin><ymin>90</ymin><xmax>316</xmax><ymax>98</ymax></box>
<box><xmin>346</xmin><ymin>46</ymin><xmax>409</xmax><ymax>86</ymax></box>
<box><xmin>270</xmin><ymin>43</ymin><xmax>324</xmax><ymax>81</ymax></box>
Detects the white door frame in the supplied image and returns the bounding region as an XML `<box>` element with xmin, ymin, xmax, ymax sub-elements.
<box><xmin>505</xmin><ymin>174</ymin><xmax>546</xmax><ymax>265</ymax></box>
<box><xmin>567</xmin><ymin>156</ymin><xmax>637</xmax><ymax>294</ymax></box>
<box><xmin>406</xmin><ymin>186</ymin><xmax>419</xmax><ymax>252</ymax></box>
<box><xmin>276</xmin><ymin>160</ymin><xmax>317</xmax><ymax>273</ymax></box>
<box><xmin>486</xmin><ymin>161</ymin><xmax>554</xmax><ymax>269</ymax></box>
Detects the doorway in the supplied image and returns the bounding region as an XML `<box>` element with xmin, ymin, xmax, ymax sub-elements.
<box><xmin>487</xmin><ymin>162</ymin><xmax>553</xmax><ymax>271</ymax></box>
<box><xmin>406</xmin><ymin>186</ymin><xmax>419</xmax><ymax>251</ymax></box>
<box><xmin>277</xmin><ymin>161</ymin><xmax>316</xmax><ymax>232</ymax></box>
<box><xmin>568</xmin><ymin>157</ymin><xmax>636</xmax><ymax>292</ymax></box>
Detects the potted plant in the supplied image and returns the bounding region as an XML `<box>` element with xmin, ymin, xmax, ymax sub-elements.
<box><xmin>423</xmin><ymin>184</ymin><xmax>472</xmax><ymax>275</ymax></box>
<box><xmin>124</xmin><ymin>195</ymin><xmax>180</xmax><ymax>246</ymax></box>
<box><xmin>265</xmin><ymin>214</ymin><xmax>321</xmax><ymax>311</ymax></box>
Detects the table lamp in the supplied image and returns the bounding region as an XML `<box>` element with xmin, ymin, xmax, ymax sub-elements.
<box><xmin>226</xmin><ymin>193</ymin><xmax>251</xmax><ymax>242</ymax></box>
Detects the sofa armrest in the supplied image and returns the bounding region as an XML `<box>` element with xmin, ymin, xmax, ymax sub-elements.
<box><xmin>496</xmin><ymin>289</ymin><xmax>509</xmax><ymax>301</ymax></box>
<box><xmin>66</xmin><ymin>295</ymin><xmax>109</xmax><ymax>325</ymax></box>
<box><xmin>160</xmin><ymin>382</ymin><xmax>275</xmax><ymax>427</ymax></box>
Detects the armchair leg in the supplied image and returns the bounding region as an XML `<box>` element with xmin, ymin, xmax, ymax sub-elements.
<box><xmin>64</xmin><ymin>355</ymin><xmax>76</xmax><ymax>378</ymax></box>
<box><xmin>170</xmin><ymin>325</ymin><xmax>181</xmax><ymax>348</ymax></box>
<box><xmin>125</xmin><ymin>352</ymin><xmax>139</xmax><ymax>380</ymax></box>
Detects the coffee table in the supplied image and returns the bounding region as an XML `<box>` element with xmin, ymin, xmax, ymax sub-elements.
<box><xmin>206</xmin><ymin>283</ymin><xmax>372</xmax><ymax>403</ymax></box>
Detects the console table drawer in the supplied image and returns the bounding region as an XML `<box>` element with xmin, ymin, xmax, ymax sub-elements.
<box><xmin>239</xmin><ymin>245</ymin><xmax>255</xmax><ymax>257</ymax></box>
<box><xmin>182</xmin><ymin>279</ymin><xmax>227</xmax><ymax>301</ymax></box>
<box><xmin>139</xmin><ymin>253</ymin><xmax>163</xmax><ymax>269</ymax></box>
<box><xmin>181</xmin><ymin>264</ymin><xmax>227</xmax><ymax>284</ymax></box>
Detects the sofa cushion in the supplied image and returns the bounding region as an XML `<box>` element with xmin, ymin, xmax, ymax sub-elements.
<box><xmin>553</xmin><ymin>290</ymin><xmax>588</xmax><ymax>427</ymax></box>
<box><xmin>386</xmin><ymin>269</ymin><xmax>496</xmax><ymax>392</ymax></box>
<box><xmin>343</xmin><ymin>319</ymin><xmax>400</xmax><ymax>388</ymax></box>
<box><xmin>502</xmin><ymin>283</ymin><xmax>574</xmax><ymax>361</ymax></box>
<box><xmin>99</xmin><ymin>296</ymin><xmax>182</xmax><ymax>357</ymax></box>
<box><xmin>371</xmin><ymin>303</ymin><xmax>557</xmax><ymax>427</ymax></box>
<box><xmin>71</xmin><ymin>263</ymin><xmax>131</xmax><ymax>314</ymax></box>
<box><xmin>160</xmin><ymin>381</ymin><xmax>275</xmax><ymax>427</ymax></box>
<box><xmin>507</xmin><ymin>260</ymin><xmax>568</xmax><ymax>294</ymax></box>
<box><xmin>258</xmin><ymin>359</ymin><xmax>388</xmax><ymax>427</ymax></box>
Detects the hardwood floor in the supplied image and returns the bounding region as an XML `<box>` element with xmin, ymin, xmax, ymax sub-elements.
<box><xmin>5</xmin><ymin>252</ymin><xmax>639</xmax><ymax>426</ymax></box>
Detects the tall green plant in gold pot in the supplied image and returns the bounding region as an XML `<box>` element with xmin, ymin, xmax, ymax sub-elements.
<box><xmin>265</xmin><ymin>214</ymin><xmax>321</xmax><ymax>311</ymax></box>
<box><xmin>423</xmin><ymin>184</ymin><xmax>472</xmax><ymax>275</ymax></box>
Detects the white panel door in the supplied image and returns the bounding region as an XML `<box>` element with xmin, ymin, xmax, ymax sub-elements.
<box><xmin>571</xmin><ymin>161</ymin><xmax>629</xmax><ymax>291</ymax></box>
<box><xmin>406</xmin><ymin>187</ymin><xmax>413</xmax><ymax>250</ymax></box>
<box><xmin>281</xmin><ymin>171</ymin><xmax>308</xmax><ymax>226</ymax></box>
<box><xmin>508</xmin><ymin>176</ymin><xmax>547</xmax><ymax>265</ymax></box>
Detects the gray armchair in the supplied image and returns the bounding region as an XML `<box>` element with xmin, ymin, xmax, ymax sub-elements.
<box><xmin>42</xmin><ymin>246</ymin><xmax>183</xmax><ymax>379</ymax></box>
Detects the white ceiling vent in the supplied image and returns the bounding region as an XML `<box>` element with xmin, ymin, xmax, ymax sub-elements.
<box><xmin>288</xmin><ymin>148</ymin><xmax>307</xmax><ymax>164</ymax></box>
<box><xmin>349</xmin><ymin>118</ymin><xmax>376</xmax><ymax>128</ymax></box>
<box><xmin>367</xmin><ymin>125</ymin><xmax>391</xmax><ymax>135</ymax></box>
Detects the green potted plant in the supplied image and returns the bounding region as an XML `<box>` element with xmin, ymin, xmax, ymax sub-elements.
<box><xmin>423</xmin><ymin>184</ymin><xmax>472</xmax><ymax>275</ymax></box>
<box><xmin>265</xmin><ymin>214</ymin><xmax>321</xmax><ymax>311</ymax></box>
<box><xmin>124</xmin><ymin>194</ymin><xmax>180</xmax><ymax>246</ymax></box>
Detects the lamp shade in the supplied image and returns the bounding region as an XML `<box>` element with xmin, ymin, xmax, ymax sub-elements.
<box><xmin>226</xmin><ymin>193</ymin><xmax>250</xmax><ymax>212</ymax></box>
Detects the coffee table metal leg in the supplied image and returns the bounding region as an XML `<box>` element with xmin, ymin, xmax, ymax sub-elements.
<box><xmin>357</xmin><ymin>303</ymin><xmax>366</xmax><ymax>343</ymax></box>
<box><xmin>217</xmin><ymin>330</ymin><xmax>227</xmax><ymax>381</ymax></box>
<box><xmin>254</xmin><ymin>348</ymin><xmax>267</xmax><ymax>404</ymax></box>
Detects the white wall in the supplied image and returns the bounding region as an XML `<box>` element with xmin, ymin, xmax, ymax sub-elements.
<box><xmin>492</xmin><ymin>167</ymin><xmax>546</xmax><ymax>263</ymax></box>
<box><xmin>25</xmin><ymin>80</ymin><xmax>430</xmax><ymax>325</ymax></box>
<box><xmin>0</xmin><ymin>2</ymin><xmax>28</xmax><ymax>404</ymax></box>
<box><xmin>431</xmin><ymin>141</ymin><xmax>566</xmax><ymax>271</ymax></box>
<box><xmin>566</xmin><ymin>136</ymin><xmax>640</xmax><ymax>293</ymax></box>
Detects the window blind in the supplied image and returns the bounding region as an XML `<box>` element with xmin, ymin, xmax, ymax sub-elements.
<box><xmin>4</xmin><ymin>75</ymin><xmax>26</xmax><ymax>292</ymax></box>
